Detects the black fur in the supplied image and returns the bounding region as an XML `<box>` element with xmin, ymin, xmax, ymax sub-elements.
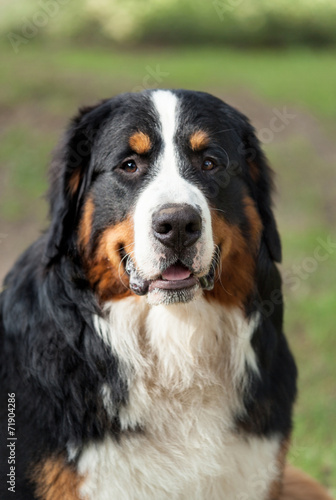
<box><xmin>0</xmin><ymin>90</ymin><xmax>297</xmax><ymax>499</ymax></box>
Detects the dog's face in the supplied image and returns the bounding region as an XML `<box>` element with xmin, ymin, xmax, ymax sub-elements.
<box><xmin>47</xmin><ymin>89</ymin><xmax>281</xmax><ymax>308</ymax></box>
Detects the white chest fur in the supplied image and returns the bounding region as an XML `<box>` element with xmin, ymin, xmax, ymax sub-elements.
<box><xmin>77</xmin><ymin>297</ymin><xmax>281</xmax><ymax>500</ymax></box>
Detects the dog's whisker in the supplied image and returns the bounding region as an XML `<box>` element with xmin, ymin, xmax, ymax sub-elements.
<box><xmin>118</xmin><ymin>249</ymin><xmax>135</xmax><ymax>289</ymax></box>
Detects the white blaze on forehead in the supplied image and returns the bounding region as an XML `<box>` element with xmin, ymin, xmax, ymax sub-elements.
<box><xmin>151</xmin><ymin>89</ymin><xmax>197</xmax><ymax>203</ymax></box>
<box><xmin>151</xmin><ymin>90</ymin><xmax>179</xmax><ymax>174</ymax></box>
<box><xmin>133</xmin><ymin>90</ymin><xmax>214</xmax><ymax>280</ymax></box>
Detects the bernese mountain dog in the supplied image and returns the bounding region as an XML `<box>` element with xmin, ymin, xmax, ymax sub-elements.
<box><xmin>0</xmin><ymin>90</ymin><xmax>332</xmax><ymax>500</ymax></box>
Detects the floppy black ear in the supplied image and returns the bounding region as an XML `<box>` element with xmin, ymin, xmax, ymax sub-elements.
<box><xmin>45</xmin><ymin>101</ymin><xmax>112</xmax><ymax>264</ymax></box>
<box><xmin>242</xmin><ymin>123</ymin><xmax>282</xmax><ymax>263</ymax></box>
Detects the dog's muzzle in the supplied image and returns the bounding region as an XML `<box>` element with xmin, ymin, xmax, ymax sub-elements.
<box><xmin>129</xmin><ymin>203</ymin><xmax>216</xmax><ymax>303</ymax></box>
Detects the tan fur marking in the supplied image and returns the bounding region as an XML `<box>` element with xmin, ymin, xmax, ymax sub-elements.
<box><xmin>78</xmin><ymin>196</ymin><xmax>95</xmax><ymax>249</ymax></box>
<box><xmin>268</xmin><ymin>439</ymin><xmax>290</xmax><ymax>499</ymax></box>
<box><xmin>129</xmin><ymin>131</ymin><xmax>151</xmax><ymax>154</ymax></box>
<box><xmin>189</xmin><ymin>130</ymin><xmax>210</xmax><ymax>151</ymax></box>
<box><xmin>243</xmin><ymin>195</ymin><xmax>263</xmax><ymax>248</ymax></box>
<box><xmin>31</xmin><ymin>456</ymin><xmax>82</xmax><ymax>500</ymax></box>
<box><xmin>279</xmin><ymin>465</ymin><xmax>333</xmax><ymax>500</ymax></box>
<box><xmin>206</xmin><ymin>198</ymin><xmax>262</xmax><ymax>308</ymax></box>
<box><xmin>83</xmin><ymin>217</ymin><xmax>135</xmax><ymax>301</ymax></box>
<box><xmin>248</xmin><ymin>160</ymin><xmax>260</xmax><ymax>182</ymax></box>
<box><xmin>68</xmin><ymin>168</ymin><xmax>82</xmax><ymax>196</ymax></box>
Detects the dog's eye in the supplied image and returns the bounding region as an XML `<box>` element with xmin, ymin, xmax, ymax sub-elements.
<box><xmin>120</xmin><ymin>159</ymin><xmax>138</xmax><ymax>174</ymax></box>
<box><xmin>202</xmin><ymin>158</ymin><xmax>216</xmax><ymax>171</ymax></box>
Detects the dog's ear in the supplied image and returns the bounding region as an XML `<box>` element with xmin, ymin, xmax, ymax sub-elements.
<box><xmin>45</xmin><ymin>100</ymin><xmax>112</xmax><ymax>264</ymax></box>
<box><xmin>241</xmin><ymin>122</ymin><xmax>282</xmax><ymax>263</ymax></box>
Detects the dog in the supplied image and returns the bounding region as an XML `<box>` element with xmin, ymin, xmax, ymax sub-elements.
<box><xmin>0</xmin><ymin>89</ymin><xmax>332</xmax><ymax>500</ymax></box>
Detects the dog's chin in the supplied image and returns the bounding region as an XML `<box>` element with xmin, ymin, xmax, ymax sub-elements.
<box><xmin>147</xmin><ymin>282</ymin><xmax>202</xmax><ymax>306</ymax></box>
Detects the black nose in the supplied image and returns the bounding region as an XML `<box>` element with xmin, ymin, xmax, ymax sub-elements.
<box><xmin>152</xmin><ymin>204</ymin><xmax>202</xmax><ymax>251</ymax></box>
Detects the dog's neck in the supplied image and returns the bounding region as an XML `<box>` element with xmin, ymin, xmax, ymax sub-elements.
<box><xmin>94</xmin><ymin>296</ymin><xmax>260</xmax><ymax>430</ymax></box>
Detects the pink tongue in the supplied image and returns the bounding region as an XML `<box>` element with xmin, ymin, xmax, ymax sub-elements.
<box><xmin>162</xmin><ymin>264</ymin><xmax>191</xmax><ymax>281</ymax></box>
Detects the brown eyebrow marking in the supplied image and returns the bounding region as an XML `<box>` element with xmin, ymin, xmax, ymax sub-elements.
<box><xmin>189</xmin><ymin>130</ymin><xmax>210</xmax><ymax>151</ymax></box>
<box><xmin>129</xmin><ymin>131</ymin><xmax>151</xmax><ymax>154</ymax></box>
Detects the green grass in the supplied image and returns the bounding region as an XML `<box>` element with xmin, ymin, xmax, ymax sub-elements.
<box><xmin>0</xmin><ymin>126</ymin><xmax>52</xmax><ymax>221</ymax></box>
<box><xmin>1</xmin><ymin>43</ymin><xmax>336</xmax><ymax>118</ymax></box>
<box><xmin>0</xmin><ymin>42</ymin><xmax>335</xmax><ymax>495</ymax></box>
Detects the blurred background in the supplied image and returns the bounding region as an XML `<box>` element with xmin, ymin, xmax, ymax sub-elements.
<box><xmin>0</xmin><ymin>0</ymin><xmax>335</xmax><ymax>494</ymax></box>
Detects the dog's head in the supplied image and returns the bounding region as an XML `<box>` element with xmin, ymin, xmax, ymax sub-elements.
<box><xmin>46</xmin><ymin>89</ymin><xmax>281</xmax><ymax>308</ymax></box>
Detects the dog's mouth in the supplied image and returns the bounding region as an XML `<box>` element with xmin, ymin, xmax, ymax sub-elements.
<box><xmin>148</xmin><ymin>263</ymin><xmax>197</xmax><ymax>292</ymax></box>
<box><xmin>124</xmin><ymin>253</ymin><xmax>217</xmax><ymax>298</ymax></box>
